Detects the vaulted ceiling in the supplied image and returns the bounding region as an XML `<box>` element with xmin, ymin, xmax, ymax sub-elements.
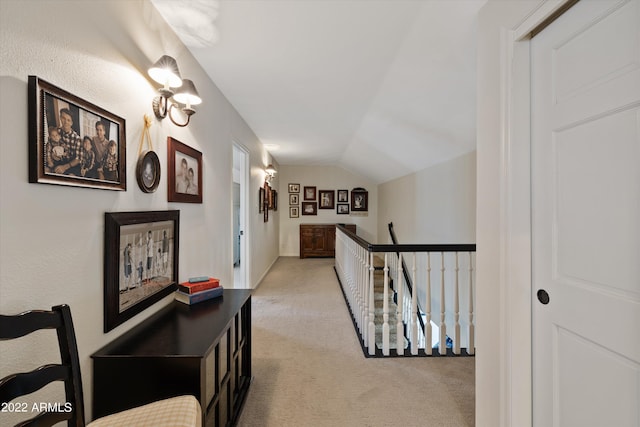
<box><xmin>151</xmin><ymin>0</ymin><xmax>484</xmax><ymax>184</ymax></box>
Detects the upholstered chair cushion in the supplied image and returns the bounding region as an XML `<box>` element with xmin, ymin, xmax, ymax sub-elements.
<box><xmin>87</xmin><ymin>395</ymin><xmax>201</xmax><ymax>427</ymax></box>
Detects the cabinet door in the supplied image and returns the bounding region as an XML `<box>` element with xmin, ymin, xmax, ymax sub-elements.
<box><xmin>311</xmin><ymin>228</ymin><xmax>327</xmax><ymax>252</ymax></box>
<box><xmin>300</xmin><ymin>229</ymin><xmax>315</xmax><ymax>254</ymax></box>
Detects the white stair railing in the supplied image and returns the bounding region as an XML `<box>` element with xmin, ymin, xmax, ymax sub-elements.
<box><xmin>335</xmin><ymin>225</ymin><xmax>476</xmax><ymax>357</ymax></box>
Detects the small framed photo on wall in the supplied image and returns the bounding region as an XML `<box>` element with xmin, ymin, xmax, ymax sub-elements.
<box><xmin>304</xmin><ymin>186</ymin><xmax>316</xmax><ymax>200</ymax></box>
<box><xmin>302</xmin><ymin>201</ymin><xmax>317</xmax><ymax>215</ymax></box>
<box><xmin>289</xmin><ymin>206</ymin><xmax>299</xmax><ymax>218</ymax></box>
<box><xmin>168</xmin><ymin>137</ymin><xmax>202</xmax><ymax>203</ymax></box>
<box><xmin>337</xmin><ymin>189</ymin><xmax>349</xmax><ymax>202</ymax></box>
<box><xmin>289</xmin><ymin>193</ymin><xmax>299</xmax><ymax>205</ymax></box>
<box><xmin>351</xmin><ymin>188</ymin><xmax>368</xmax><ymax>212</ymax></box>
<box><xmin>288</xmin><ymin>183</ymin><xmax>300</xmax><ymax>193</ymax></box>
<box><xmin>318</xmin><ymin>190</ymin><xmax>335</xmax><ymax>209</ymax></box>
<box><xmin>337</xmin><ymin>203</ymin><xmax>349</xmax><ymax>215</ymax></box>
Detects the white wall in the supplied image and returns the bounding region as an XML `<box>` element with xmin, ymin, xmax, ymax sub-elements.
<box><xmin>278</xmin><ymin>165</ymin><xmax>378</xmax><ymax>256</ymax></box>
<box><xmin>0</xmin><ymin>0</ymin><xmax>278</xmax><ymax>421</ymax></box>
<box><xmin>378</xmin><ymin>151</ymin><xmax>476</xmax><ymax>244</ymax></box>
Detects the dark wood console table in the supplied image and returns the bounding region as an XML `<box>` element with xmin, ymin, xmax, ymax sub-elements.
<box><xmin>91</xmin><ymin>289</ymin><xmax>251</xmax><ymax>427</ymax></box>
<box><xmin>300</xmin><ymin>223</ymin><xmax>356</xmax><ymax>258</ymax></box>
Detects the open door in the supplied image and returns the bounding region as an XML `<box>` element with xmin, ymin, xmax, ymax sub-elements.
<box><xmin>232</xmin><ymin>144</ymin><xmax>250</xmax><ymax>288</ymax></box>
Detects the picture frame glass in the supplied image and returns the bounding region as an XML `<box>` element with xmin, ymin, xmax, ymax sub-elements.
<box><xmin>175</xmin><ymin>152</ymin><xmax>199</xmax><ymax>195</ymax></box>
<box><xmin>104</xmin><ymin>211</ymin><xmax>179</xmax><ymax>332</ymax></box>
<box><xmin>318</xmin><ymin>190</ymin><xmax>335</xmax><ymax>209</ymax></box>
<box><xmin>288</xmin><ymin>183</ymin><xmax>300</xmax><ymax>193</ymax></box>
<box><xmin>136</xmin><ymin>150</ymin><xmax>160</xmax><ymax>193</ymax></box>
<box><xmin>304</xmin><ymin>186</ymin><xmax>316</xmax><ymax>200</ymax></box>
<box><xmin>351</xmin><ymin>190</ymin><xmax>369</xmax><ymax>211</ymax></box>
<box><xmin>29</xmin><ymin>76</ymin><xmax>126</xmax><ymax>191</ymax></box>
<box><xmin>302</xmin><ymin>201</ymin><xmax>317</xmax><ymax>215</ymax></box>
<box><xmin>168</xmin><ymin>137</ymin><xmax>203</xmax><ymax>203</ymax></box>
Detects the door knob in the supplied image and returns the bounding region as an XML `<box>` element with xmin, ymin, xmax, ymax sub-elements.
<box><xmin>537</xmin><ymin>289</ymin><xmax>550</xmax><ymax>305</ymax></box>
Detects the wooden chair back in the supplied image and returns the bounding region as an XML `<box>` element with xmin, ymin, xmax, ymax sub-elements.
<box><xmin>0</xmin><ymin>304</ymin><xmax>85</xmax><ymax>426</ymax></box>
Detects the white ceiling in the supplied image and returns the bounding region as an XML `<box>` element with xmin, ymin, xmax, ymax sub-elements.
<box><xmin>151</xmin><ymin>0</ymin><xmax>485</xmax><ymax>184</ymax></box>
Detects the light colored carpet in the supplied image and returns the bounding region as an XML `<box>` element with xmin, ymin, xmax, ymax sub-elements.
<box><xmin>236</xmin><ymin>257</ymin><xmax>475</xmax><ymax>427</ymax></box>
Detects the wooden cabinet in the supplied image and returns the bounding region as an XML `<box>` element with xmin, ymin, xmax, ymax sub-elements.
<box><xmin>299</xmin><ymin>223</ymin><xmax>355</xmax><ymax>258</ymax></box>
<box><xmin>91</xmin><ymin>289</ymin><xmax>251</xmax><ymax>427</ymax></box>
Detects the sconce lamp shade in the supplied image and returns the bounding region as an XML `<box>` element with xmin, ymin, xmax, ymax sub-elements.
<box><xmin>173</xmin><ymin>79</ymin><xmax>202</xmax><ymax>107</ymax></box>
<box><xmin>148</xmin><ymin>55</ymin><xmax>182</xmax><ymax>88</ymax></box>
<box><xmin>265</xmin><ymin>164</ymin><xmax>277</xmax><ymax>175</ymax></box>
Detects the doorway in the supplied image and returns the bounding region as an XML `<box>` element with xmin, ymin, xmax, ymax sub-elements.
<box><xmin>233</xmin><ymin>144</ymin><xmax>250</xmax><ymax>288</ymax></box>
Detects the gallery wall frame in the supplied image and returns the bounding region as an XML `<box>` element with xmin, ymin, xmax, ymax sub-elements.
<box><xmin>28</xmin><ymin>76</ymin><xmax>126</xmax><ymax>191</ymax></box>
<box><xmin>103</xmin><ymin>210</ymin><xmax>179</xmax><ymax>332</ymax></box>
<box><xmin>302</xmin><ymin>201</ymin><xmax>317</xmax><ymax>215</ymax></box>
<box><xmin>259</xmin><ymin>187</ymin><xmax>265</xmax><ymax>213</ymax></box>
<box><xmin>136</xmin><ymin>150</ymin><xmax>160</xmax><ymax>193</ymax></box>
<box><xmin>318</xmin><ymin>190</ymin><xmax>335</xmax><ymax>209</ymax></box>
<box><xmin>167</xmin><ymin>137</ymin><xmax>202</xmax><ymax>203</ymax></box>
<box><xmin>351</xmin><ymin>188</ymin><xmax>368</xmax><ymax>212</ymax></box>
<box><xmin>303</xmin><ymin>186</ymin><xmax>316</xmax><ymax>201</ymax></box>
<box><xmin>288</xmin><ymin>183</ymin><xmax>300</xmax><ymax>193</ymax></box>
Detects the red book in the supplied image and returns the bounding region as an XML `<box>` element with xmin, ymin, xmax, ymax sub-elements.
<box><xmin>177</xmin><ymin>278</ymin><xmax>220</xmax><ymax>294</ymax></box>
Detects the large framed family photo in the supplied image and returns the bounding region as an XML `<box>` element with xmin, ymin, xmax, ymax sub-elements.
<box><xmin>167</xmin><ymin>137</ymin><xmax>202</xmax><ymax>203</ymax></box>
<box><xmin>28</xmin><ymin>76</ymin><xmax>126</xmax><ymax>191</ymax></box>
<box><xmin>104</xmin><ymin>210</ymin><xmax>179</xmax><ymax>332</ymax></box>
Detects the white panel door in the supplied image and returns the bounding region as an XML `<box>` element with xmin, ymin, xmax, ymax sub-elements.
<box><xmin>531</xmin><ymin>1</ymin><xmax>640</xmax><ymax>426</ymax></box>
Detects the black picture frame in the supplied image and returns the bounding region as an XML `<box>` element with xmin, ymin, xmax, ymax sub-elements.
<box><xmin>104</xmin><ymin>210</ymin><xmax>179</xmax><ymax>332</ymax></box>
<box><xmin>304</xmin><ymin>186</ymin><xmax>316</xmax><ymax>200</ymax></box>
<box><xmin>337</xmin><ymin>203</ymin><xmax>350</xmax><ymax>214</ymax></box>
<box><xmin>168</xmin><ymin>137</ymin><xmax>203</xmax><ymax>203</ymax></box>
<box><xmin>302</xmin><ymin>201</ymin><xmax>317</xmax><ymax>215</ymax></box>
<box><xmin>136</xmin><ymin>150</ymin><xmax>160</xmax><ymax>193</ymax></box>
<box><xmin>259</xmin><ymin>187</ymin><xmax>265</xmax><ymax>213</ymax></box>
<box><xmin>28</xmin><ymin>76</ymin><xmax>126</xmax><ymax>191</ymax></box>
<box><xmin>289</xmin><ymin>193</ymin><xmax>299</xmax><ymax>205</ymax></box>
<box><xmin>288</xmin><ymin>183</ymin><xmax>300</xmax><ymax>193</ymax></box>
<box><xmin>318</xmin><ymin>190</ymin><xmax>335</xmax><ymax>209</ymax></box>
<box><xmin>289</xmin><ymin>206</ymin><xmax>299</xmax><ymax>218</ymax></box>
<box><xmin>351</xmin><ymin>188</ymin><xmax>369</xmax><ymax>212</ymax></box>
<box><xmin>337</xmin><ymin>189</ymin><xmax>349</xmax><ymax>202</ymax></box>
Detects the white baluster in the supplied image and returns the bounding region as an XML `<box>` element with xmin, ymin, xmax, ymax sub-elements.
<box><xmin>362</xmin><ymin>247</ymin><xmax>369</xmax><ymax>345</ymax></box>
<box><xmin>425</xmin><ymin>253</ymin><xmax>432</xmax><ymax>355</ymax></box>
<box><xmin>382</xmin><ymin>253</ymin><xmax>390</xmax><ymax>355</ymax></box>
<box><xmin>367</xmin><ymin>252</ymin><xmax>376</xmax><ymax>355</ymax></box>
<box><xmin>468</xmin><ymin>252</ymin><xmax>475</xmax><ymax>355</ymax></box>
<box><xmin>410</xmin><ymin>252</ymin><xmax>418</xmax><ymax>355</ymax></box>
<box><xmin>396</xmin><ymin>253</ymin><xmax>404</xmax><ymax>355</ymax></box>
<box><xmin>359</xmin><ymin>246</ymin><xmax>365</xmax><ymax>333</ymax></box>
<box><xmin>453</xmin><ymin>252</ymin><xmax>460</xmax><ymax>355</ymax></box>
<box><xmin>439</xmin><ymin>252</ymin><xmax>447</xmax><ymax>356</ymax></box>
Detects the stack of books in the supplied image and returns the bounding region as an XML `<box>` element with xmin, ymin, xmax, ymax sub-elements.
<box><xmin>175</xmin><ymin>276</ymin><xmax>222</xmax><ymax>305</ymax></box>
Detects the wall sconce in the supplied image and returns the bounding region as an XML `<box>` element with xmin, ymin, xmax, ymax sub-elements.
<box><xmin>265</xmin><ymin>164</ymin><xmax>277</xmax><ymax>183</ymax></box>
<box><xmin>149</xmin><ymin>55</ymin><xmax>202</xmax><ymax>127</ymax></box>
